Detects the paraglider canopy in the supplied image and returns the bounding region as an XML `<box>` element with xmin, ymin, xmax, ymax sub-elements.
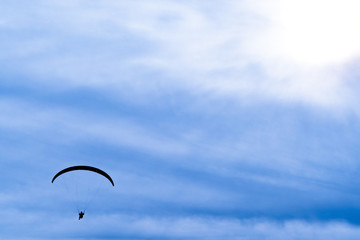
<box><xmin>52</xmin><ymin>165</ymin><xmax>114</xmax><ymax>186</ymax></box>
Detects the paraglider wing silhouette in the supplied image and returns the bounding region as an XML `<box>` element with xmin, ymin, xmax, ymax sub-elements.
<box><xmin>52</xmin><ymin>165</ymin><xmax>114</xmax><ymax>186</ymax></box>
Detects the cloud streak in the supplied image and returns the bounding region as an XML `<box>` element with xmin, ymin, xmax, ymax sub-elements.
<box><xmin>2</xmin><ymin>211</ymin><xmax>360</xmax><ymax>240</ymax></box>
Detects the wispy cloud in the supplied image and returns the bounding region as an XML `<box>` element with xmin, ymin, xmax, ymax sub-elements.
<box><xmin>1</xmin><ymin>0</ymin><xmax>360</xmax><ymax>110</ymax></box>
<box><xmin>2</xmin><ymin>211</ymin><xmax>360</xmax><ymax>240</ymax></box>
<box><xmin>0</xmin><ymin>98</ymin><xmax>189</xmax><ymax>156</ymax></box>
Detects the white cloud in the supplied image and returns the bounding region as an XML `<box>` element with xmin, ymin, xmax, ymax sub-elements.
<box><xmin>6</xmin><ymin>212</ymin><xmax>360</xmax><ymax>240</ymax></box>
<box><xmin>2</xmin><ymin>0</ymin><xmax>360</xmax><ymax>111</ymax></box>
<box><xmin>123</xmin><ymin>0</ymin><xmax>360</xmax><ymax>109</ymax></box>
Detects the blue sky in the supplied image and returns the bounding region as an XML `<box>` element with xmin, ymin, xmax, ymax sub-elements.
<box><xmin>1</xmin><ymin>0</ymin><xmax>360</xmax><ymax>239</ymax></box>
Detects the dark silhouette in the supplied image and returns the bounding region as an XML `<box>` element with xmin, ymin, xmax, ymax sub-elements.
<box><xmin>51</xmin><ymin>165</ymin><xmax>115</xmax><ymax>186</ymax></box>
<box><xmin>52</xmin><ymin>166</ymin><xmax>114</xmax><ymax>220</ymax></box>
<box><xmin>78</xmin><ymin>211</ymin><xmax>85</xmax><ymax>220</ymax></box>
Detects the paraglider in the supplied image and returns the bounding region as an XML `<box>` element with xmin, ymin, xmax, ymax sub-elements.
<box><xmin>52</xmin><ymin>165</ymin><xmax>114</xmax><ymax>186</ymax></box>
<box><xmin>52</xmin><ymin>165</ymin><xmax>114</xmax><ymax>219</ymax></box>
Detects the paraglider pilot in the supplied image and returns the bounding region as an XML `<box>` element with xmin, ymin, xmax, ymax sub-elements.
<box><xmin>78</xmin><ymin>211</ymin><xmax>85</xmax><ymax>220</ymax></box>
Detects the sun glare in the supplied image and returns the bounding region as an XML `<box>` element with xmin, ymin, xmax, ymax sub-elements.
<box><xmin>273</xmin><ymin>0</ymin><xmax>360</xmax><ymax>65</ymax></box>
